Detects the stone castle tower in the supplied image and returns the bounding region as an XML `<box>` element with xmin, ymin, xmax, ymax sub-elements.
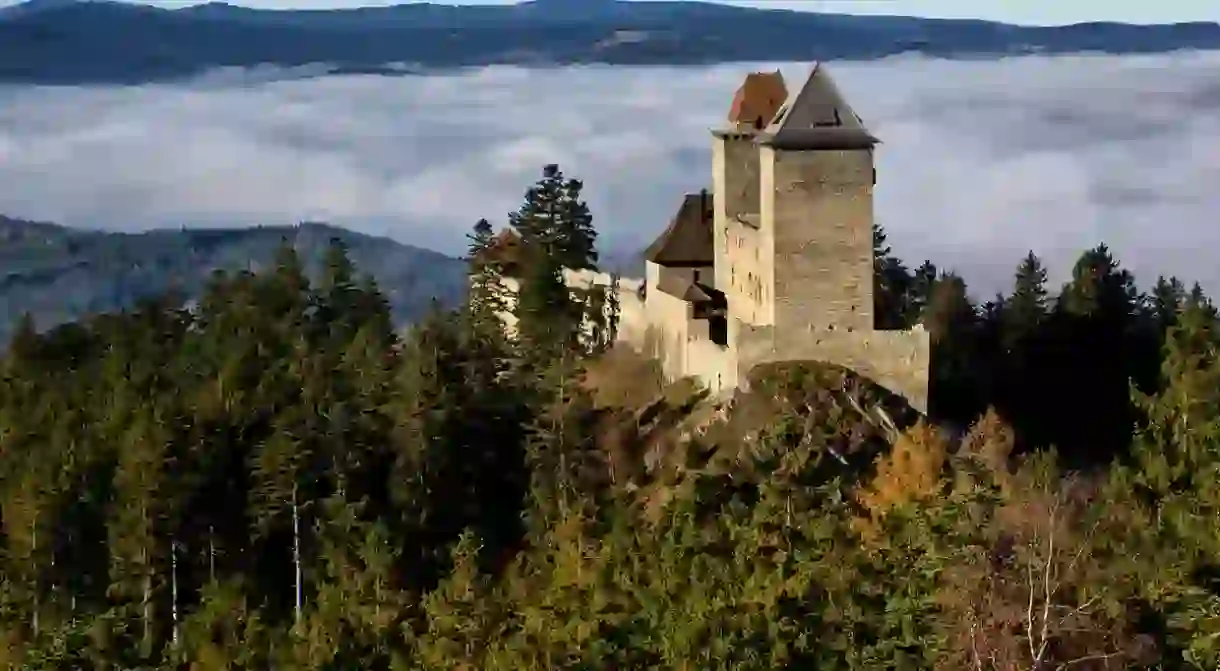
<box><xmin>498</xmin><ymin>63</ymin><xmax>930</xmax><ymax>412</ymax></box>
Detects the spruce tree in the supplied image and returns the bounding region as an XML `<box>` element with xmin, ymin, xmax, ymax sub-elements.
<box><xmin>1002</xmin><ymin>251</ymin><xmax>1049</xmax><ymax>351</ymax></box>
<box><xmin>1147</xmin><ymin>276</ymin><xmax>1189</xmax><ymax>349</ymax></box>
<box><xmin>873</xmin><ymin>224</ymin><xmax>913</xmax><ymax>329</ymax></box>
<box><xmin>1187</xmin><ymin>281</ymin><xmax>1218</xmax><ymax>321</ymax></box>
<box><xmin>906</xmin><ymin>260</ymin><xmax>938</xmax><ymax>327</ymax></box>
<box><xmin>556</xmin><ymin>174</ymin><xmax>598</xmax><ymax>271</ymax></box>
<box><xmin>509</xmin><ymin>164</ymin><xmax>598</xmax><ymax>271</ymax></box>
<box><xmin>1058</xmin><ymin>243</ymin><xmax>1139</xmax><ymax>325</ymax></box>
<box><xmin>922</xmin><ymin>272</ymin><xmax>981</xmax><ymax>421</ymax></box>
<box><xmin>514</xmin><ymin>246</ymin><xmax>579</xmax><ymax>365</ymax></box>
<box><xmin>465</xmin><ymin>218</ymin><xmax>510</xmax><ymax>333</ymax></box>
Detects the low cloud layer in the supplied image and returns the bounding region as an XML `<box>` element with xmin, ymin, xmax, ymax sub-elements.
<box><xmin>2</xmin><ymin>51</ymin><xmax>1219</xmax><ymax>296</ymax></box>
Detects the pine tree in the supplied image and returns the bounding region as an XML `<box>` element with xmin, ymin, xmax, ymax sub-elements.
<box><xmin>922</xmin><ymin>272</ymin><xmax>981</xmax><ymax>421</ymax></box>
<box><xmin>906</xmin><ymin>260</ymin><xmax>938</xmax><ymax>327</ymax></box>
<box><xmin>1126</xmin><ymin>300</ymin><xmax>1220</xmax><ymax>666</ymax></box>
<box><xmin>513</xmin><ymin>235</ymin><xmax>581</xmax><ymax>366</ymax></box>
<box><xmin>1002</xmin><ymin>250</ymin><xmax>1049</xmax><ymax>351</ymax></box>
<box><xmin>1150</xmin><ymin>276</ymin><xmax>1187</xmax><ymax>332</ymax></box>
<box><xmin>1187</xmin><ymin>281</ymin><xmax>1218</xmax><ymax>321</ymax></box>
<box><xmin>465</xmin><ymin>219</ymin><xmax>510</xmax><ymax>333</ymax></box>
<box><xmin>873</xmin><ymin>224</ymin><xmax>913</xmax><ymax>329</ymax></box>
<box><xmin>509</xmin><ymin>164</ymin><xmax>598</xmax><ymax>271</ymax></box>
<box><xmin>556</xmin><ymin>174</ymin><xmax>598</xmax><ymax>271</ymax></box>
<box><xmin>1058</xmin><ymin>243</ymin><xmax>1138</xmax><ymax>324</ymax></box>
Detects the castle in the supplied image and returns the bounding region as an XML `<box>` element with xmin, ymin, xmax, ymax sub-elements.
<box><xmin>498</xmin><ymin>64</ymin><xmax>930</xmax><ymax>412</ymax></box>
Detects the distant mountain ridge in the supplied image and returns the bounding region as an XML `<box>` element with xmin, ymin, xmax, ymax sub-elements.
<box><xmin>1</xmin><ymin>0</ymin><xmax>1218</xmax><ymax>84</ymax></box>
<box><xmin>0</xmin><ymin>216</ymin><xmax>468</xmax><ymax>344</ymax></box>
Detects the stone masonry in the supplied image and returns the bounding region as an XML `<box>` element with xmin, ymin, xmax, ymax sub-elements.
<box><xmin>497</xmin><ymin>64</ymin><xmax>930</xmax><ymax>413</ymax></box>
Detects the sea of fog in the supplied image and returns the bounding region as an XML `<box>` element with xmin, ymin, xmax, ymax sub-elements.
<box><xmin>1</xmin><ymin>51</ymin><xmax>1219</xmax><ymax>296</ymax></box>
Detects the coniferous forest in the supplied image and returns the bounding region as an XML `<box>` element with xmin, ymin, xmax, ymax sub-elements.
<box><xmin>2</xmin><ymin>164</ymin><xmax>1220</xmax><ymax>669</ymax></box>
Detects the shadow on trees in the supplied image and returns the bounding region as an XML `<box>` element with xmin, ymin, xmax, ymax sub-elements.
<box><xmin>873</xmin><ymin>226</ymin><xmax>1188</xmax><ymax>470</ymax></box>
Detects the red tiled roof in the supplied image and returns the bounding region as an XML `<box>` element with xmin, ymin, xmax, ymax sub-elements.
<box><xmin>728</xmin><ymin>71</ymin><xmax>788</xmax><ymax>129</ymax></box>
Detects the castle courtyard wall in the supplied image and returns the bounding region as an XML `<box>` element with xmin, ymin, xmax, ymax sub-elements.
<box><xmin>498</xmin><ymin>268</ymin><xmax>927</xmax><ymax>412</ymax></box>
<box><xmin>638</xmin><ymin>273</ymin><xmax>736</xmax><ymax>393</ymax></box>
<box><xmin>497</xmin><ymin>269</ymin><xmax>647</xmax><ymax>345</ymax></box>
<box><xmin>736</xmin><ymin>323</ymin><xmax>930</xmax><ymax>413</ymax></box>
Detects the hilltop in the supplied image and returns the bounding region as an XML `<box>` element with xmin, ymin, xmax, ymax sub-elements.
<box><xmin>1</xmin><ymin>0</ymin><xmax>1219</xmax><ymax>83</ymax></box>
<box><xmin>0</xmin><ymin>215</ymin><xmax>467</xmax><ymax>343</ymax></box>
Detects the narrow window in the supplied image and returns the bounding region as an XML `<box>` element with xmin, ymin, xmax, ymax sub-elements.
<box><xmin>710</xmin><ymin>315</ymin><xmax>728</xmax><ymax>347</ymax></box>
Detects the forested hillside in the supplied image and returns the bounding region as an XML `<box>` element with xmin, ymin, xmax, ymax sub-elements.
<box><xmin>4</xmin><ymin>0</ymin><xmax>1220</xmax><ymax>85</ymax></box>
<box><xmin>1</xmin><ymin>165</ymin><xmax>1219</xmax><ymax>668</ymax></box>
<box><xmin>0</xmin><ymin>216</ymin><xmax>466</xmax><ymax>344</ymax></box>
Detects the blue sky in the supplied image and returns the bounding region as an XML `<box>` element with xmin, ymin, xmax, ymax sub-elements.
<box><xmin>4</xmin><ymin>0</ymin><xmax>1218</xmax><ymax>27</ymax></box>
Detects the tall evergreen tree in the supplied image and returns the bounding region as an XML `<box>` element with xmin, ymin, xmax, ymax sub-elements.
<box><xmin>465</xmin><ymin>218</ymin><xmax>510</xmax><ymax>334</ymax></box>
<box><xmin>1002</xmin><ymin>251</ymin><xmax>1049</xmax><ymax>351</ymax></box>
<box><xmin>509</xmin><ymin>164</ymin><xmax>598</xmax><ymax>271</ymax></box>
<box><xmin>1150</xmin><ymin>276</ymin><xmax>1186</xmax><ymax>324</ymax></box>
<box><xmin>1187</xmin><ymin>281</ymin><xmax>1218</xmax><ymax>321</ymax></box>
<box><xmin>1058</xmin><ymin>243</ymin><xmax>1139</xmax><ymax>325</ymax></box>
<box><xmin>922</xmin><ymin>272</ymin><xmax>981</xmax><ymax>421</ymax></box>
<box><xmin>873</xmin><ymin>224</ymin><xmax>913</xmax><ymax>329</ymax></box>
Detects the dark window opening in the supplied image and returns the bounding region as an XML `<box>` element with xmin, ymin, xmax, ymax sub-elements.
<box><xmin>710</xmin><ymin>315</ymin><xmax>728</xmax><ymax>347</ymax></box>
<box><xmin>814</xmin><ymin>107</ymin><xmax>843</xmax><ymax>128</ymax></box>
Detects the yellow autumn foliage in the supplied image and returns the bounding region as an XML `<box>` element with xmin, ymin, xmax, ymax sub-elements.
<box><xmin>854</xmin><ymin>420</ymin><xmax>950</xmax><ymax>536</ymax></box>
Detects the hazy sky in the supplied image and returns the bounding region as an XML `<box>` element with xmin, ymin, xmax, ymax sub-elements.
<box><xmin>2</xmin><ymin>51</ymin><xmax>1218</xmax><ymax>298</ymax></box>
<box><xmin>0</xmin><ymin>0</ymin><xmax>1217</xmax><ymax>26</ymax></box>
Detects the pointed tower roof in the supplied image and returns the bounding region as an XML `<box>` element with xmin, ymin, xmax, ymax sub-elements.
<box><xmin>760</xmin><ymin>63</ymin><xmax>878</xmax><ymax>150</ymax></box>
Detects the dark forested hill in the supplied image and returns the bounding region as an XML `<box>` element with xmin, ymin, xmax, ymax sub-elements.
<box><xmin>1</xmin><ymin>0</ymin><xmax>1218</xmax><ymax>84</ymax></box>
<box><xmin>0</xmin><ymin>215</ymin><xmax>467</xmax><ymax>343</ymax></box>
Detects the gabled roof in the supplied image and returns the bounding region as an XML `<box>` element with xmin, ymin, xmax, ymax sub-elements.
<box><xmin>643</xmin><ymin>191</ymin><xmax>715</xmax><ymax>267</ymax></box>
<box><xmin>761</xmin><ymin>63</ymin><xmax>878</xmax><ymax>150</ymax></box>
<box><xmin>728</xmin><ymin>71</ymin><xmax>788</xmax><ymax>130</ymax></box>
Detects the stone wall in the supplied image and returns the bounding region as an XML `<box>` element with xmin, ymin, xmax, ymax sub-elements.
<box><xmin>714</xmin><ymin>134</ymin><xmax>773</xmax><ymax>328</ymax></box>
<box><xmin>712</xmin><ymin>133</ymin><xmax>762</xmax><ymax>221</ymax></box>
<box><xmin>737</xmin><ymin>323</ymin><xmax>930</xmax><ymax>413</ymax></box>
<box><xmin>764</xmin><ymin>146</ymin><xmax>875</xmax><ymax>333</ymax></box>
<box><xmin>640</xmin><ymin>282</ymin><xmax>693</xmax><ymax>383</ymax></box>
<box><xmin>718</xmin><ymin>217</ymin><xmax>767</xmax><ymax>325</ymax></box>
<box><xmin>497</xmin><ymin>268</ymin><xmax>647</xmax><ymax>345</ymax></box>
